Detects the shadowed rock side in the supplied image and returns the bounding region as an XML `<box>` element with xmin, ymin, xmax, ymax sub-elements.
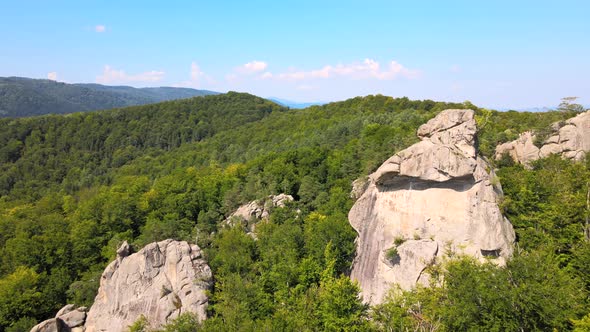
<box><xmin>349</xmin><ymin>109</ymin><xmax>515</xmax><ymax>305</ymax></box>
<box><xmin>84</xmin><ymin>240</ymin><xmax>212</xmax><ymax>332</ymax></box>
<box><xmin>495</xmin><ymin>110</ymin><xmax>590</xmax><ymax>165</ymax></box>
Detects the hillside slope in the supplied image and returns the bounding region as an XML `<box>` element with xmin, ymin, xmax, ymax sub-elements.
<box><xmin>0</xmin><ymin>77</ymin><xmax>217</xmax><ymax>117</ymax></box>
<box><xmin>0</xmin><ymin>94</ymin><xmax>588</xmax><ymax>331</ymax></box>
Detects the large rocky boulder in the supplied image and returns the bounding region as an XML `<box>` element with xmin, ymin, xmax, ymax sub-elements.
<box><xmin>495</xmin><ymin>110</ymin><xmax>590</xmax><ymax>165</ymax></box>
<box><xmin>84</xmin><ymin>240</ymin><xmax>212</xmax><ymax>332</ymax></box>
<box><xmin>31</xmin><ymin>240</ymin><xmax>212</xmax><ymax>332</ymax></box>
<box><xmin>349</xmin><ymin>109</ymin><xmax>515</xmax><ymax>304</ymax></box>
<box><xmin>30</xmin><ymin>303</ymin><xmax>88</xmax><ymax>332</ymax></box>
<box><xmin>224</xmin><ymin>194</ymin><xmax>294</xmax><ymax>234</ymax></box>
<box><xmin>227</xmin><ymin>194</ymin><xmax>293</xmax><ymax>222</ymax></box>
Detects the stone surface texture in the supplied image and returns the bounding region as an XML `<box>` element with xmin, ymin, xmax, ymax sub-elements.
<box><xmin>30</xmin><ymin>305</ymin><xmax>86</xmax><ymax>332</ymax></box>
<box><xmin>349</xmin><ymin>109</ymin><xmax>515</xmax><ymax>304</ymax></box>
<box><xmin>228</xmin><ymin>194</ymin><xmax>293</xmax><ymax>221</ymax></box>
<box><xmin>495</xmin><ymin>110</ymin><xmax>590</xmax><ymax>165</ymax></box>
<box><xmin>224</xmin><ymin>194</ymin><xmax>294</xmax><ymax>235</ymax></box>
<box><xmin>83</xmin><ymin>240</ymin><xmax>212</xmax><ymax>332</ymax></box>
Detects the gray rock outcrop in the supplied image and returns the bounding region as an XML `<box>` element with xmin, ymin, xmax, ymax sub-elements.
<box><xmin>349</xmin><ymin>109</ymin><xmax>515</xmax><ymax>304</ymax></box>
<box><xmin>495</xmin><ymin>110</ymin><xmax>590</xmax><ymax>165</ymax></box>
<box><xmin>30</xmin><ymin>305</ymin><xmax>86</xmax><ymax>332</ymax></box>
<box><xmin>84</xmin><ymin>240</ymin><xmax>212</xmax><ymax>332</ymax></box>
<box><xmin>224</xmin><ymin>194</ymin><xmax>294</xmax><ymax>233</ymax></box>
<box><xmin>31</xmin><ymin>240</ymin><xmax>212</xmax><ymax>332</ymax></box>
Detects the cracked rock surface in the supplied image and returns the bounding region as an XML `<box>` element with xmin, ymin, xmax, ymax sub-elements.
<box><xmin>349</xmin><ymin>109</ymin><xmax>515</xmax><ymax>304</ymax></box>
<box><xmin>495</xmin><ymin>110</ymin><xmax>590</xmax><ymax>165</ymax></box>
<box><xmin>84</xmin><ymin>240</ymin><xmax>212</xmax><ymax>332</ymax></box>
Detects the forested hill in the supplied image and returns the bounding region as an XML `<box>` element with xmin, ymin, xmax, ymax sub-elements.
<box><xmin>0</xmin><ymin>77</ymin><xmax>217</xmax><ymax>117</ymax></box>
<box><xmin>0</xmin><ymin>92</ymin><xmax>284</xmax><ymax>200</ymax></box>
<box><xmin>1</xmin><ymin>92</ymin><xmax>588</xmax><ymax>331</ymax></box>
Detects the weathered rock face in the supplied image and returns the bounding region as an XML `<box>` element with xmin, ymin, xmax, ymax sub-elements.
<box><xmin>495</xmin><ymin>110</ymin><xmax>590</xmax><ymax>165</ymax></box>
<box><xmin>84</xmin><ymin>240</ymin><xmax>212</xmax><ymax>332</ymax></box>
<box><xmin>494</xmin><ymin>131</ymin><xmax>540</xmax><ymax>165</ymax></box>
<box><xmin>228</xmin><ymin>194</ymin><xmax>293</xmax><ymax>221</ymax></box>
<box><xmin>30</xmin><ymin>305</ymin><xmax>87</xmax><ymax>332</ymax></box>
<box><xmin>349</xmin><ymin>109</ymin><xmax>515</xmax><ymax>305</ymax></box>
<box><xmin>224</xmin><ymin>194</ymin><xmax>294</xmax><ymax>234</ymax></box>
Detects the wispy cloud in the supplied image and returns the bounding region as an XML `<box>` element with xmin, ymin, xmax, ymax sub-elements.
<box><xmin>264</xmin><ymin>59</ymin><xmax>419</xmax><ymax>81</ymax></box>
<box><xmin>47</xmin><ymin>72</ymin><xmax>58</xmax><ymax>81</ymax></box>
<box><xmin>96</xmin><ymin>65</ymin><xmax>165</xmax><ymax>84</ymax></box>
<box><xmin>260</xmin><ymin>71</ymin><xmax>273</xmax><ymax>79</ymax></box>
<box><xmin>190</xmin><ymin>62</ymin><xmax>204</xmax><ymax>82</ymax></box>
<box><xmin>237</xmin><ymin>60</ymin><xmax>268</xmax><ymax>74</ymax></box>
<box><xmin>95</xmin><ymin>25</ymin><xmax>106</xmax><ymax>33</ymax></box>
<box><xmin>175</xmin><ymin>61</ymin><xmax>214</xmax><ymax>88</ymax></box>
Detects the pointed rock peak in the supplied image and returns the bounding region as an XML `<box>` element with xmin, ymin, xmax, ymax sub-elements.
<box><xmin>116</xmin><ymin>240</ymin><xmax>130</xmax><ymax>259</ymax></box>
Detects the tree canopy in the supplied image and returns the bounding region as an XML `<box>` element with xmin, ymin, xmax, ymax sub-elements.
<box><xmin>1</xmin><ymin>92</ymin><xmax>588</xmax><ymax>331</ymax></box>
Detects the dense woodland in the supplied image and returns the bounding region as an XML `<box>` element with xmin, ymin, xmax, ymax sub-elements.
<box><xmin>0</xmin><ymin>92</ymin><xmax>588</xmax><ymax>331</ymax></box>
<box><xmin>0</xmin><ymin>77</ymin><xmax>215</xmax><ymax>118</ymax></box>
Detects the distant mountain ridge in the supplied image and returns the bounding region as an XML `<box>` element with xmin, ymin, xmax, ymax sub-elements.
<box><xmin>0</xmin><ymin>77</ymin><xmax>218</xmax><ymax>117</ymax></box>
<box><xmin>268</xmin><ymin>97</ymin><xmax>325</xmax><ymax>109</ymax></box>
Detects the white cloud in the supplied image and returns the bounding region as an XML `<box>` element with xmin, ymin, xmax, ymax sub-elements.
<box><xmin>191</xmin><ymin>62</ymin><xmax>204</xmax><ymax>82</ymax></box>
<box><xmin>95</xmin><ymin>25</ymin><xmax>106</xmax><ymax>33</ymax></box>
<box><xmin>275</xmin><ymin>59</ymin><xmax>419</xmax><ymax>81</ymax></box>
<box><xmin>47</xmin><ymin>72</ymin><xmax>58</xmax><ymax>81</ymax></box>
<box><xmin>260</xmin><ymin>71</ymin><xmax>273</xmax><ymax>79</ymax></box>
<box><xmin>175</xmin><ymin>62</ymin><xmax>213</xmax><ymax>88</ymax></box>
<box><xmin>450</xmin><ymin>64</ymin><xmax>461</xmax><ymax>73</ymax></box>
<box><xmin>237</xmin><ymin>60</ymin><xmax>268</xmax><ymax>74</ymax></box>
<box><xmin>96</xmin><ymin>65</ymin><xmax>165</xmax><ymax>84</ymax></box>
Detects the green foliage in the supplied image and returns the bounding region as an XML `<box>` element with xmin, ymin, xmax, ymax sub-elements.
<box><xmin>128</xmin><ymin>315</ymin><xmax>151</xmax><ymax>332</ymax></box>
<box><xmin>559</xmin><ymin>96</ymin><xmax>586</xmax><ymax>113</ymax></box>
<box><xmin>385</xmin><ymin>247</ymin><xmax>399</xmax><ymax>263</ymax></box>
<box><xmin>319</xmin><ymin>275</ymin><xmax>369</xmax><ymax>331</ymax></box>
<box><xmin>373</xmin><ymin>150</ymin><xmax>590</xmax><ymax>331</ymax></box>
<box><xmin>4</xmin><ymin>90</ymin><xmax>586</xmax><ymax>330</ymax></box>
<box><xmin>0</xmin><ymin>76</ymin><xmax>216</xmax><ymax>118</ymax></box>
<box><xmin>573</xmin><ymin>312</ymin><xmax>590</xmax><ymax>332</ymax></box>
<box><xmin>5</xmin><ymin>316</ymin><xmax>37</xmax><ymax>332</ymax></box>
<box><xmin>476</xmin><ymin>109</ymin><xmax>574</xmax><ymax>158</ymax></box>
<box><xmin>498</xmin><ymin>155</ymin><xmax>590</xmax><ymax>254</ymax></box>
<box><xmin>159</xmin><ymin>313</ymin><xmax>201</xmax><ymax>332</ymax></box>
<box><xmin>375</xmin><ymin>252</ymin><xmax>585</xmax><ymax>331</ymax></box>
<box><xmin>0</xmin><ymin>267</ymin><xmax>43</xmax><ymax>330</ymax></box>
<box><xmin>393</xmin><ymin>235</ymin><xmax>406</xmax><ymax>246</ymax></box>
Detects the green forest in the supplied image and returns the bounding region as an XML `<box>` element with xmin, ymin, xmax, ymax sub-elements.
<box><xmin>1</xmin><ymin>92</ymin><xmax>588</xmax><ymax>331</ymax></box>
<box><xmin>0</xmin><ymin>77</ymin><xmax>215</xmax><ymax>118</ymax></box>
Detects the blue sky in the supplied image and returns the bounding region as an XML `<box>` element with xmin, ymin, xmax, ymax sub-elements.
<box><xmin>1</xmin><ymin>0</ymin><xmax>588</xmax><ymax>109</ymax></box>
